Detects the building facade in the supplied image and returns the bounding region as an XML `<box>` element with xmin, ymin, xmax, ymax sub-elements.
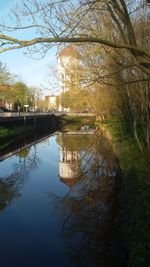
<box><xmin>45</xmin><ymin>95</ymin><xmax>58</xmax><ymax>110</ymax></box>
<box><xmin>58</xmin><ymin>45</ymin><xmax>81</xmax><ymax>111</ymax></box>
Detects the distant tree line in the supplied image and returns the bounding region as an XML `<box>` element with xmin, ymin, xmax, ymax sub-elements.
<box><xmin>0</xmin><ymin>61</ymin><xmax>46</xmax><ymax>111</ymax></box>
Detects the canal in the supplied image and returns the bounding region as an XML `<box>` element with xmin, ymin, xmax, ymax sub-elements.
<box><xmin>0</xmin><ymin>130</ymin><xmax>122</xmax><ymax>267</ymax></box>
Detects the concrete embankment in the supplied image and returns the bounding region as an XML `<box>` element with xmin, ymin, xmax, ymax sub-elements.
<box><xmin>0</xmin><ymin>113</ymin><xmax>60</xmax><ymax>129</ymax></box>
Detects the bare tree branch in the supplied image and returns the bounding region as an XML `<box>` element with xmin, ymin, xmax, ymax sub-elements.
<box><xmin>0</xmin><ymin>34</ymin><xmax>149</xmax><ymax>61</ymax></box>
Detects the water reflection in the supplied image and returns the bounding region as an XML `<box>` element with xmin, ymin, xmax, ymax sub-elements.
<box><xmin>51</xmin><ymin>131</ymin><xmax>121</xmax><ymax>267</ymax></box>
<box><xmin>0</xmin><ymin>145</ymin><xmax>40</xmax><ymax>211</ymax></box>
<box><xmin>0</xmin><ymin>131</ymin><xmax>122</xmax><ymax>267</ymax></box>
<box><xmin>59</xmin><ymin>143</ymin><xmax>81</xmax><ymax>187</ymax></box>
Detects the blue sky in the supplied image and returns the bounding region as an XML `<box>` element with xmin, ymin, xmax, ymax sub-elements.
<box><xmin>0</xmin><ymin>0</ymin><xmax>58</xmax><ymax>95</ymax></box>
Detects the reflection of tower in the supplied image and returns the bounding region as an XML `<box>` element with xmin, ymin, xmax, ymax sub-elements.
<box><xmin>59</xmin><ymin>146</ymin><xmax>80</xmax><ymax>187</ymax></box>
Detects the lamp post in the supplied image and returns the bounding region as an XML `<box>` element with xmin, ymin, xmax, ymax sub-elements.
<box><xmin>24</xmin><ymin>104</ymin><xmax>29</xmax><ymax>112</ymax></box>
<box><xmin>32</xmin><ymin>94</ymin><xmax>37</xmax><ymax>127</ymax></box>
<box><xmin>17</xmin><ymin>104</ymin><xmax>20</xmax><ymax>116</ymax></box>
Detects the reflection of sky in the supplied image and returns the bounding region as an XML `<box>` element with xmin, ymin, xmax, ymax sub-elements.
<box><xmin>0</xmin><ymin>0</ymin><xmax>58</xmax><ymax>94</ymax></box>
<box><xmin>0</xmin><ymin>133</ymin><xmax>119</xmax><ymax>267</ymax></box>
<box><xmin>0</xmin><ymin>136</ymin><xmax>70</xmax><ymax>266</ymax></box>
<box><xmin>0</xmin><ymin>156</ymin><xmax>19</xmax><ymax>177</ymax></box>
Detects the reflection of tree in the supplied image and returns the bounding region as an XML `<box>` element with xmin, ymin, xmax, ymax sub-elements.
<box><xmin>0</xmin><ymin>145</ymin><xmax>40</xmax><ymax>211</ymax></box>
<box><xmin>56</xmin><ymin>134</ymin><xmax>92</xmax><ymax>152</ymax></box>
<box><xmin>50</xmin><ymin>132</ymin><xmax>121</xmax><ymax>267</ymax></box>
<box><xmin>16</xmin><ymin>147</ymin><xmax>31</xmax><ymax>158</ymax></box>
<box><xmin>16</xmin><ymin>145</ymin><xmax>40</xmax><ymax>170</ymax></box>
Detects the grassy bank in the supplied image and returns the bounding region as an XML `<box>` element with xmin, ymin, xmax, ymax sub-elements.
<box><xmin>98</xmin><ymin>118</ymin><xmax>150</xmax><ymax>267</ymax></box>
<box><xmin>0</xmin><ymin>126</ymin><xmax>34</xmax><ymax>148</ymax></box>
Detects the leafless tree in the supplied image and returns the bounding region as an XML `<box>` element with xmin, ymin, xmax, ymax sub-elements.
<box><xmin>0</xmin><ymin>0</ymin><xmax>149</xmax><ymax>72</ymax></box>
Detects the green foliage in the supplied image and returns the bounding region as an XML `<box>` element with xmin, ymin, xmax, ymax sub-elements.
<box><xmin>0</xmin><ymin>127</ymin><xmax>10</xmax><ymax>136</ymax></box>
<box><xmin>0</xmin><ymin>126</ymin><xmax>33</xmax><ymax>142</ymax></box>
<box><xmin>61</xmin><ymin>115</ymin><xmax>95</xmax><ymax>131</ymax></box>
<box><xmin>61</xmin><ymin>88</ymin><xmax>88</xmax><ymax>112</ymax></box>
<box><xmin>0</xmin><ymin>61</ymin><xmax>11</xmax><ymax>84</ymax></box>
<box><xmin>98</xmin><ymin>118</ymin><xmax>150</xmax><ymax>267</ymax></box>
<box><xmin>14</xmin><ymin>82</ymin><xmax>33</xmax><ymax>108</ymax></box>
<box><xmin>0</xmin><ymin>61</ymin><xmax>34</xmax><ymax>109</ymax></box>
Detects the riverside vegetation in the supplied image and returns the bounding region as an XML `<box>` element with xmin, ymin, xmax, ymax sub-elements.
<box><xmin>98</xmin><ymin>117</ymin><xmax>150</xmax><ymax>267</ymax></box>
<box><xmin>0</xmin><ymin>126</ymin><xmax>34</xmax><ymax>150</ymax></box>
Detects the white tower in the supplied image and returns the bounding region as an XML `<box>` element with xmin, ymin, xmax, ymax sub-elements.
<box><xmin>58</xmin><ymin>45</ymin><xmax>80</xmax><ymax>111</ymax></box>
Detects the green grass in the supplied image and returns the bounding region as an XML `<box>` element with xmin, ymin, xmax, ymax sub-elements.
<box><xmin>0</xmin><ymin>126</ymin><xmax>34</xmax><ymax>148</ymax></box>
<box><xmin>98</xmin><ymin>117</ymin><xmax>150</xmax><ymax>267</ymax></box>
<box><xmin>0</xmin><ymin>126</ymin><xmax>33</xmax><ymax>139</ymax></box>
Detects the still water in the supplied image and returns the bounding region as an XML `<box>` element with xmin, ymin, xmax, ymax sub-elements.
<box><xmin>0</xmin><ymin>131</ymin><xmax>121</xmax><ymax>267</ymax></box>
